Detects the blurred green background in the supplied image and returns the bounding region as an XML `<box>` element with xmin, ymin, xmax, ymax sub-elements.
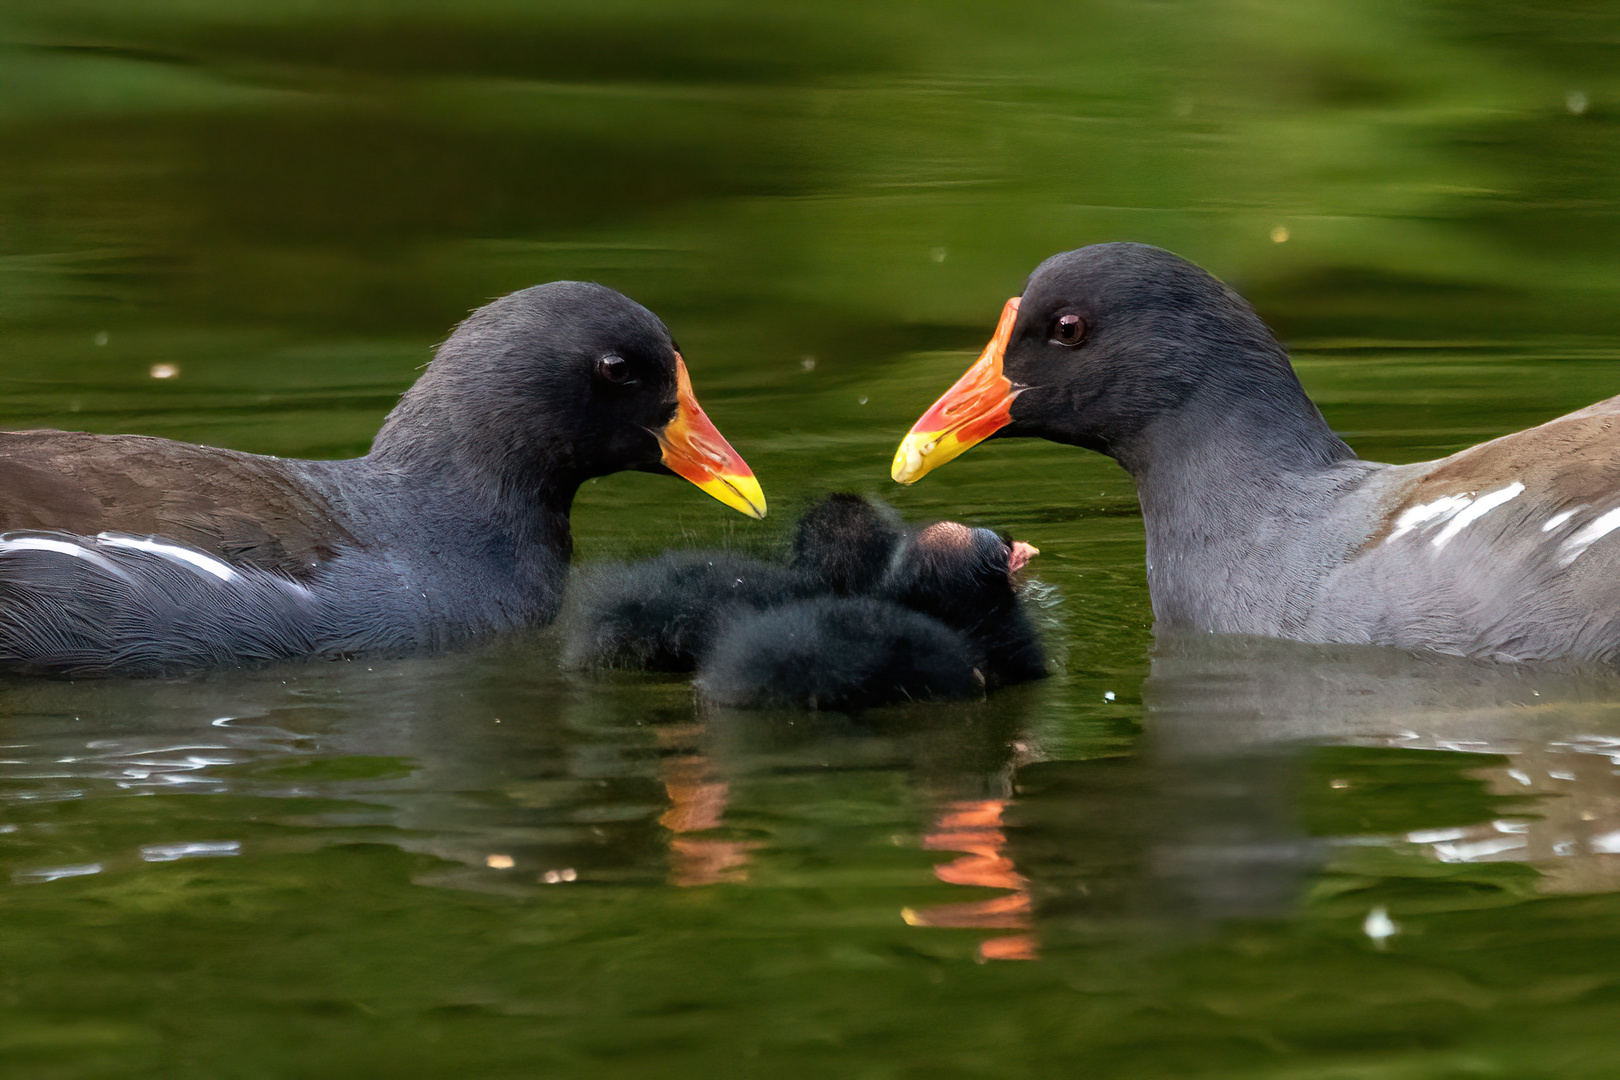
<box><xmin>4</xmin><ymin>4</ymin><xmax>1620</xmax><ymax>1079</ymax></box>
<box><xmin>3</xmin><ymin>0</ymin><xmax>1618</xmax><ymax>456</ymax></box>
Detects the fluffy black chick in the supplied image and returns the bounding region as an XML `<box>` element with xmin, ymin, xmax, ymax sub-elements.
<box><xmin>563</xmin><ymin>493</ymin><xmax>1048</xmax><ymax>711</ymax></box>
<box><xmin>696</xmin><ymin>518</ymin><xmax>1046</xmax><ymax>710</ymax></box>
<box><xmin>560</xmin><ymin>493</ymin><xmax>903</xmax><ymax>671</ymax></box>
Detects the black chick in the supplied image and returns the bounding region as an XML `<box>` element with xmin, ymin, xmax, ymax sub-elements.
<box><xmin>561</xmin><ymin>493</ymin><xmax>904</xmax><ymax>671</ymax></box>
<box><xmin>563</xmin><ymin>493</ymin><xmax>1047</xmax><ymax>710</ymax></box>
<box><xmin>882</xmin><ymin>521</ymin><xmax>1047</xmax><ymax>689</ymax></box>
<box><xmin>559</xmin><ymin>550</ymin><xmax>808</xmax><ymax>672</ymax></box>
<box><xmin>695</xmin><ymin>518</ymin><xmax>1046</xmax><ymax>711</ymax></box>
<box><xmin>787</xmin><ymin>491</ymin><xmax>904</xmax><ymax>596</ymax></box>
<box><xmin>695</xmin><ymin>597</ymin><xmax>984</xmax><ymax>711</ymax></box>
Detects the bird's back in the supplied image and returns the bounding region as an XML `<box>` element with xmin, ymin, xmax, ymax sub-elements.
<box><xmin>1315</xmin><ymin>395</ymin><xmax>1620</xmax><ymax>662</ymax></box>
<box><xmin>0</xmin><ymin>429</ymin><xmax>355</xmax><ymax>580</ymax></box>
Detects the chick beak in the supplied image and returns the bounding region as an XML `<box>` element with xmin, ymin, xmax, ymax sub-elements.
<box><xmin>1007</xmin><ymin>540</ymin><xmax>1039</xmax><ymax>575</ymax></box>
<box><xmin>656</xmin><ymin>355</ymin><xmax>767</xmax><ymax>519</ymax></box>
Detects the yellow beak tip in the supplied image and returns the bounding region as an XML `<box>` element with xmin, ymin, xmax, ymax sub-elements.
<box><xmin>698</xmin><ymin>474</ymin><xmax>768</xmax><ymax>519</ymax></box>
<box><xmin>890</xmin><ymin>431</ymin><xmax>950</xmax><ymax>485</ymax></box>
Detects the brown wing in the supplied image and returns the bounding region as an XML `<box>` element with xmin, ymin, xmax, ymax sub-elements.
<box><xmin>0</xmin><ymin>430</ymin><xmax>356</xmax><ymax>580</ymax></box>
<box><xmin>1361</xmin><ymin>394</ymin><xmax>1620</xmax><ymax>550</ymax></box>
<box><xmin>1418</xmin><ymin>395</ymin><xmax>1620</xmax><ymax>504</ymax></box>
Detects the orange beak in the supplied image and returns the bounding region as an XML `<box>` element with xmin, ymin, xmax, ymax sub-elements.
<box><xmin>656</xmin><ymin>355</ymin><xmax>767</xmax><ymax>519</ymax></box>
<box><xmin>892</xmin><ymin>297</ymin><xmax>1022</xmax><ymax>484</ymax></box>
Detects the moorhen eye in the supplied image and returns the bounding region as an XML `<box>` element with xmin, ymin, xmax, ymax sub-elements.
<box><xmin>1049</xmin><ymin>313</ymin><xmax>1086</xmax><ymax>347</ymax></box>
<box><xmin>596</xmin><ymin>354</ymin><xmax>633</xmax><ymax>384</ymax></box>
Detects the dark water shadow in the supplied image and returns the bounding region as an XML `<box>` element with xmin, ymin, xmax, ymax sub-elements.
<box><xmin>1011</xmin><ymin>633</ymin><xmax>1620</xmax><ymax>947</ymax></box>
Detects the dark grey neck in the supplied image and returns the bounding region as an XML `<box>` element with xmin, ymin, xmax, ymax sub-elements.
<box><xmin>378</xmin><ymin>449</ymin><xmax>574</xmax><ymax>553</ymax></box>
<box><xmin>369</xmin><ymin>371</ymin><xmax>583</xmax><ymax>544</ymax></box>
<box><xmin>1116</xmin><ymin>385</ymin><xmax>1381</xmax><ymax>636</ymax></box>
<box><xmin>323</xmin><ymin>425</ymin><xmax>580</xmax><ymax>633</ymax></box>
<box><xmin>1112</xmin><ymin>365</ymin><xmax>1356</xmax><ymax>476</ymax></box>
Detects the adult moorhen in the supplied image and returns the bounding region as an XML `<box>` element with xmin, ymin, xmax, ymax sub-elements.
<box><xmin>0</xmin><ymin>282</ymin><xmax>765</xmax><ymax>676</ymax></box>
<box><xmin>893</xmin><ymin>242</ymin><xmax>1620</xmax><ymax>664</ymax></box>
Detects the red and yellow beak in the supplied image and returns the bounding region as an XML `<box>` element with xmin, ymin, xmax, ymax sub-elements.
<box><xmin>657</xmin><ymin>355</ymin><xmax>767</xmax><ymax>519</ymax></box>
<box><xmin>891</xmin><ymin>297</ymin><xmax>1022</xmax><ymax>484</ymax></box>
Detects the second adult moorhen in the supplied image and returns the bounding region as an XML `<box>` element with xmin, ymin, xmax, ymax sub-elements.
<box><xmin>893</xmin><ymin>242</ymin><xmax>1620</xmax><ymax>664</ymax></box>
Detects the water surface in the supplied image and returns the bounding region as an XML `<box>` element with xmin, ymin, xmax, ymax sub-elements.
<box><xmin>4</xmin><ymin>3</ymin><xmax>1620</xmax><ymax>1077</ymax></box>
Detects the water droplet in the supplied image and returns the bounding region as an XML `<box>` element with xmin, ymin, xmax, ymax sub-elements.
<box><xmin>1567</xmin><ymin>90</ymin><xmax>1589</xmax><ymax>115</ymax></box>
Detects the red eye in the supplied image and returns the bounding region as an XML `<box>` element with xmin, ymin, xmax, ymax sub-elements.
<box><xmin>596</xmin><ymin>355</ymin><xmax>633</xmax><ymax>384</ymax></box>
<box><xmin>1049</xmin><ymin>314</ymin><xmax>1085</xmax><ymax>347</ymax></box>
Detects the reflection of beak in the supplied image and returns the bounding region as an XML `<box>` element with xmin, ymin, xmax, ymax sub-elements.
<box><xmin>892</xmin><ymin>297</ymin><xmax>1022</xmax><ymax>484</ymax></box>
<box><xmin>657</xmin><ymin>355</ymin><xmax>767</xmax><ymax>519</ymax></box>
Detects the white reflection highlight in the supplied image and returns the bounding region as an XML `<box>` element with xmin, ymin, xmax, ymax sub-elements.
<box><xmin>13</xmin><ymin>863</ymin><xmax>102</xmax><ymax>884</ymax></box>
<box><xmin>140</xmin><ymin>841</ymin><xmax>241</xmax><ymax>863</ymax></box>
<box><xmin>1363</xmin><ymin>905</ymin><xmax>1399</xmax><ymax>949</ymax></box>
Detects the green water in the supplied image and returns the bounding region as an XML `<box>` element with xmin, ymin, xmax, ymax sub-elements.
<box><xmin>4</xmin><ymin>2</ymin><xmax>1620</xmax><ymax>1077</ymax></box>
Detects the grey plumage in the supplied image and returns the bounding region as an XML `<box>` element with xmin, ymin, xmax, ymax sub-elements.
<box><xmin>0</xmin><ymin>532</ymin><xmax>318</xmax><ymax>677</ymax></box>
<box><xmin>0</xmin><ymin>282</ymin><xmax>740</xmax><ymax>676</ymax></box>
<box><xmin>915</xmin><ymin>242</ymin><xmax>1620</xmax><ymax>664</ymax></box>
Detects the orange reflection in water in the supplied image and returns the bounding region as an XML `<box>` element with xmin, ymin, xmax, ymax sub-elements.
<box><xmin>903</xmin><ymin>799</ymin><xmax>1037</xmax><ymax>962</ymax></box>
<box><xmin>657</xmin><ymin>726</ymin><xmax>759</xmax><ymax>888</ymax></box>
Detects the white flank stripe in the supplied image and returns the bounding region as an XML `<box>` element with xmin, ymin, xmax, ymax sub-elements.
<box><xmin>1385</xmin><ymin>494</ymin><xmax>1472</xmax><ymax>544</ymax></box>
<box><xmin>0</xmin><ymin>535</ymin><xmax>103</xmax><ymax>560</ymax></box>
<box><xmin>268</xmin><ymin>574</ymin><xmax>315</xmax><ymax>600</ymax></box>
<box><xmin>1560</xmin><ymin>507</ymin><xmax>1620</xmax><ymax>567</ymax></box>
<box><xmin>1431</xmin><ymin>482</ymin><xmax>1525</xmax><ymax>550</ymax></box>
<box><xmin>1542</xmin><ymin>508</ymin><xmax>1580</xmax><ymax>533</ymax></box>
<box><xmin>96</xmin><ymin>533</ymin><xmax>239</xmax><ymax>581</ymax></box>
<box><xmin>0</xmin><ymin>534</ymin><xmax>135</xmax><ymax>581</ymax></box>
